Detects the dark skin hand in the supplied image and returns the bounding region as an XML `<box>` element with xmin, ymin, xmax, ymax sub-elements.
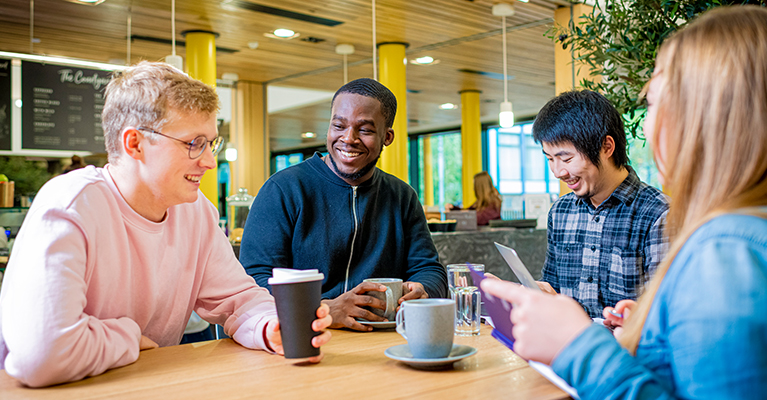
<box><xmin>322</xmin><ymin>281</ymin><xmax>429</xmax><ymax>331</ymax></box>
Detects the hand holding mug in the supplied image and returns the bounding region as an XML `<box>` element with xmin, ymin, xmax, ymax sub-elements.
<box><xmin>322</xmin><ymin>281</ymin><xmax>389</xmax><ymax>331</ymax></box>
<box><xmin>399</xmin><ymin>281</ymin><xmax>428</xmax><ymax>305</ymax></box>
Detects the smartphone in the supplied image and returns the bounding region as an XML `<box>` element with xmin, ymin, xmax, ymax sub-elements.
<box><xmin>468</xmin><ymin>267</ymin><xmax>515</xmax><ymax>351</ymax></box>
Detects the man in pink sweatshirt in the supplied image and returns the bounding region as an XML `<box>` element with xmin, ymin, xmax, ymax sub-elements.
<box><xmin>0</xmin><ymin>61</ymin><xmax>331</xmax><ymax>387</ymax></box>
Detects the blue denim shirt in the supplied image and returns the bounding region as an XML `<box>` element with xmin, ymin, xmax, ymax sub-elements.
<box><xmin>552</xmin><ymin>210</ymin><xmax>767</xmax><ymax>399</ymax></box>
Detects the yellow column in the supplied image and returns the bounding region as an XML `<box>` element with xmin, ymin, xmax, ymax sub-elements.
<box><xmin>183</xmin><ymin>30</ymin><xmax>219</xmax><ymax>207</ymax></box>
<box><xmin>377</xmin><ymin>42</ymin><xmax>408</xmax><ymax>182</ymax></box>
<box><xmin>422</xmin><ymin>137</ymin><xmax>434</xmax><ymax>205</ymax></box>
<box><xmin>460</xmin><ymin>90</ymin><xmax>482</xmax><ymax>208</ymax></box>
<box><xmin>554</xmin><ymin>5</ymin><xmax>596</xmax><ymax>196</ymax></box>
<box><xmin>231</xmin><ymin>81</ymin><xmax>269</xmax><ymax>197</ymax></box>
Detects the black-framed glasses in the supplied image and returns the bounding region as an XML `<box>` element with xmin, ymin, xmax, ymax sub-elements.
<box><xmin>138</xmin><ymin>127</ymin><xmax>224</xmax><ymax>159</ymax></box>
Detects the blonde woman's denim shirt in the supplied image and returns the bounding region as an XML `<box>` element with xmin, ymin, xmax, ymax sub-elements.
<box><xmin>551</xmin><ymin>210</ymin><xmax>767</xmax><ymax>399</ymax></box>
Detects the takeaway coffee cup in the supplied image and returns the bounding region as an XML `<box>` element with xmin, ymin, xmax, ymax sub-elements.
<box><xmin>363</xmin><ymin>278</ymin><xmax>403</xmax><ymax>320</ymax></box>
<box><xmin>395</xmin><ymin>299</ymin><xmax>455</xmax><ymax>358</ymax></box>
<box><xmin>268</xmin><ymin>268</ymin><xmax>324</xmax><ymax>359</ymax></box>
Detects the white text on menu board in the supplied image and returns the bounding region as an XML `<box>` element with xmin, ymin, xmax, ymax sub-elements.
<box><xmin>58</xmin><ymin>69</ymin><xmax>111</xmax><ymax>90</ymax></box>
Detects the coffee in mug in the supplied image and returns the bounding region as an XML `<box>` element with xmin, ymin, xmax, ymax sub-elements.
<box><xmin>395</xmin><ymin>298</ymin><xmax>455</xmax><ymax>358</ymax></box>
<box><xmin>363</xmin><ymin>278</ymin><xmax>403</xmax><ymax>320</ymax></box>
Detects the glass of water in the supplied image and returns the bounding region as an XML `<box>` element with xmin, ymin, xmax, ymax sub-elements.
<box><xmin>447</xmin><ymin>263</ymin><xmax>484</xmax><ymax>336</ymax></box>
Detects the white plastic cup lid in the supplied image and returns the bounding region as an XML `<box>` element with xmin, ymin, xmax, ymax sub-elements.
<box><xmin>268</xmin><ymin>268</ymin><xmax>324</xmax><ymax>285</ymax></box>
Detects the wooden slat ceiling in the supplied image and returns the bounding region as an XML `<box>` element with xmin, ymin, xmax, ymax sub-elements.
<box><xmin>0</xmin><ymin>0</ymin><xmax>565</xmax><ymax>152</ymax></box>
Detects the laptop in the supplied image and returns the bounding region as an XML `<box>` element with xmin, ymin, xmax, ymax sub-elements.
<box><xmin>494</xmin><ymin>242</ymin><xmax>541</xmax><ymax>292</ymax></box>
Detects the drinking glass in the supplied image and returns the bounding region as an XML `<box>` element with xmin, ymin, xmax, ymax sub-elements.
<box><xmin>447</xmin><ymin>263</ymin><xmax>483</xmax><ymax>336</ymax></box>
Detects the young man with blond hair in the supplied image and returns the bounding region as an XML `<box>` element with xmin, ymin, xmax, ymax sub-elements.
<box><xmin>0</xmin><ymin>62</ymin><xmax>331</xmax><ymax>387</ymax></box>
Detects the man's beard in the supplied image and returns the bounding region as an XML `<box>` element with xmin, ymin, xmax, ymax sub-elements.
<box><xmin>328</xmin><ymin>147</ymin><xmax>382</xmax><ymax>183</ymax></box>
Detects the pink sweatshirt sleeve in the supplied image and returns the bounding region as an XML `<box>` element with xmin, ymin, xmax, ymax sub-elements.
<box><xmin>1</xmin><ymin>207</ymin><xmax>141</xmax><ymax>387</ymax></box>
<box><xmin>193</xmin><ymin>205</ymin><xmax>277</xmax><ymax>351</ymax></box>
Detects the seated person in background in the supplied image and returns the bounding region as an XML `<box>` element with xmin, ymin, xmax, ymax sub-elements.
<box><xmin>533</xmin><ymin>90</ymin><xmax>669</xmax><ymax>317</ymax></box>
<box><xmin>62</xmin><ymin>155</ymin><xmax>86</xmax><ymax>173</ymax></box>
<box><xmin>446</xmin><ymin>171</ymin><xmax>503</xmax><ymax>226</ymax></box>
<box><xmin>240</xmin><ymin>78</ymin><xmax>448</xmax><ymax>332</ymax></box>
<box><xmin>481</xmin><ymin>7</ymin><xmax>767</xmax><ymax>396</ymax></box>
<box><xmin>0</xmin><ymin>62</ymin><xmax>331</xmax><ymax>388</ymax></box>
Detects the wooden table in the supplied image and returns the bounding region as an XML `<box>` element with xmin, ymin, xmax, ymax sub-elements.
<box><xmin>0</xmin><ymin>325</ymin><xmax>570</xmax><ymax>400</ymax></box>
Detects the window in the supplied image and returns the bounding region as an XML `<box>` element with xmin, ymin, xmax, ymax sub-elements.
<box><xmin>274</xmin><ymin>153</ymin><xmax>304</xmax><ymax>172</ymax></box>
<box><xmin>487</xmin><ymin>122</ymin><xmax>558</xmax><ymax>196</ymax></box>
<box><xmin>416</xmin><ymin>132</ymin><xmax>463</xmax><ymax>208</ymax></box>
<box><xmin>627</xmin><ymin>137</ymin><xmax>662</xmax><ymax>190</ymax></box>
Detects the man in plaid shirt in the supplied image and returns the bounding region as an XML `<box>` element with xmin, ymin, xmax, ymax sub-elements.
<box><xmin>532</xmin><ymin>91</ymin><xmax>669</xmax><ymax>318</ymax></box>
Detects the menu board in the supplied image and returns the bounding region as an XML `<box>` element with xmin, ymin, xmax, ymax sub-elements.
<box><xmin>21</xmin><ymin>61</ymin><xmax>112</xmax><ymax>152</ymax></box>
<box><xmin>0</xmin><ymin>58</ymin><xmax>10</xmax><ymax>151</ymax></box>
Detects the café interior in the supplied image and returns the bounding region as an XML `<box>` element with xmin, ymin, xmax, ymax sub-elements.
<box><xmin>0</xmin><ymin>0</ymin><xmax>675</xmax><ymax>398</ymax></box>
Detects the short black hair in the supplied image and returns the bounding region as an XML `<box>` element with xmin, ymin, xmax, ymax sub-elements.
<box><xmin>331</xmin><ymin>78</ymin><xmax>397</xmax><ymax>128</ymax></box>
<box><xmin>532</xmin><ymin>90</ymin><xmax>628</xmax><ymax>169</ymax></box>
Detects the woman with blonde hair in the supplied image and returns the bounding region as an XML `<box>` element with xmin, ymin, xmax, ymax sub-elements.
<box><xmin>445</xmin><ymin>171</ymin><xmax>502</xmax><ymax>225</ymax></box>
<box><xmin>471</xmin><ymin>171</ymin><xmax>502</xmax><ymax>225</ymax></box>
<box><xmin>481</xmin><ymin>6</ymin><xmax>767</xmax><ymax>398</ymax></box>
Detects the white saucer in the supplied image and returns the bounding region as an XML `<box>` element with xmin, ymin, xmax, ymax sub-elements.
<box><xmin>384</xmin><ymin>344</ymin><xmax>477</xmax><ymax>369</ymax></box>
<box><xmin>357</xmin><ymin>319</ymin><xmax>396</xmax><ymax>329</ymax></box>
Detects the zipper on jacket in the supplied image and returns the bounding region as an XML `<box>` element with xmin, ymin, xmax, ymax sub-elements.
<box><xmin>343</xmin><ymin>186</ymin><xmax>359</xmax><ymax>293</ymax></box>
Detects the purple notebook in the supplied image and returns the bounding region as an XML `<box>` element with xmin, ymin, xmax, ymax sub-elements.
<box><xmin>469</xmin><ymin>267</ymin><xmax>516</xmax><ymax>351</ymax></box>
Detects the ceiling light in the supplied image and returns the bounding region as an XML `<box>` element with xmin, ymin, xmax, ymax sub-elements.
<box><xmin>247</xmin><ymin>41</ymin><xmax>260</xmax><ymax>49</ymax></box>
<box><xmin>410</xmin><ymin>56</ymin><xmax>439</xmax><ymax>65</ymax></box>
<box><xmin>439</xmin><ymin>103</ymin><xmax>457</xmax><ymax>110</ymax></box>
<box><xmin>499</xmin><ymin>101</ymin><xmax>515</xmax><ymax>128</ymax></box>
<box><xmin>0</xmin><ymin>51</ymin><xmax>127</xmax><ymax>71</ymax></box>
<box><xmin>225</xmin><ymin>143</ymin><xmax>238</xmax><ymax>162</ymax></box>
<box><xmin>164</xmin><ymin>0</ymin><xmax>183</xmax><ymax>71</ymax></box>
<box><xmin>273</xmin><ymin>29</ymin><xmax>296</xmax><ymax>38</ymax></box>
<box><xmin>301</xmin><ymin>132</ymin><xmax>316</xmax><ymax>139</ymax></box>
<box><xmin>64</xmin><ymin>0</ymin><xmax>106</xmax><ymax>4</ymax></box>
<box><xmin>336</xmin><ymin>44</ymin><xmax>355</xmax><ymax>83</ymax></box>
<box><xmin>264</xmin><ymin>30</ymin><xmax>300</xmax><ymax>40</ymax></box>
<box><xmin>493</xmin><ymin>3</ymin><xmax>515</xmax><ymax>128</ymax></box>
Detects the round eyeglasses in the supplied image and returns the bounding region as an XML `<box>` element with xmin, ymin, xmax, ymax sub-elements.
<box><xmin>138</xmin><ymin>127</ymin><xmax>225</xmax><ymax>159</ymax></box>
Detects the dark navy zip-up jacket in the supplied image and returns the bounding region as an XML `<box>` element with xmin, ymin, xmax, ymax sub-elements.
<box><xmin>239</xmin><ymin>153</ymin><xmax>448</xmax><ymax>300</ymax></box>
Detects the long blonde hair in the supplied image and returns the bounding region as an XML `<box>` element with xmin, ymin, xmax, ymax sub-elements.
<box><xmin>473</xmin><ymin>171</ymin><xmax>502</xmax><ymax>212</ymax></box>
<box><xmin>620</xmin><ymin>5</ymin><xmax>767</xmax><ymax>353</ymax></box>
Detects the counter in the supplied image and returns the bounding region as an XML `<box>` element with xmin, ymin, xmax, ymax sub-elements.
<box><xmin>431</xmin><ymin>227</ymin><xmax>547</xmax><ymax>283</ymax></box>
<box><xmin>231</xmin><ymin>227</ymin><xmax>548</xmax><ymax>284</ymax></box>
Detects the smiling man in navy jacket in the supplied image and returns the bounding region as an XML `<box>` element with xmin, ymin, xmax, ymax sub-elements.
<box><xmin>239</xmin><ymin>78</ymin><xmax>448</xmax><ymax>331</ymax></box>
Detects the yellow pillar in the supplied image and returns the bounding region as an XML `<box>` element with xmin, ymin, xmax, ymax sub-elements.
<box><xmin>183</xmin><ymin>30</ymin><xmax>219</xmax><ymax>208</ymax></box>
<box><xmin>377</xmin><ymin>42</ymin><xmax>408</xmax><ymax>182</ymax></box>
<box><xmin>554</xmin><ymin>5</ymin><xmax>597</xmax><ymax>196</ymax></box>
<box><xmin>423</xmin><ymin>137</ymin><xmax>434</xmax><ymax>205</ymax></box>
<box><xmin>231</xmin><ymin>81</ymin><xmax>269</xmax><ymax>197</ymax></box>
<box><xmin>460</xmin><ymin>90</ymin><xmax>482</xmax><ymax>208</ymax></box>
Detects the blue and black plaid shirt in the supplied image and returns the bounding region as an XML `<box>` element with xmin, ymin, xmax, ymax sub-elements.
<box><xmin>542</xmin><ymin>167</ymin><xmax>669</xmax><ymax>317</ymax></box>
